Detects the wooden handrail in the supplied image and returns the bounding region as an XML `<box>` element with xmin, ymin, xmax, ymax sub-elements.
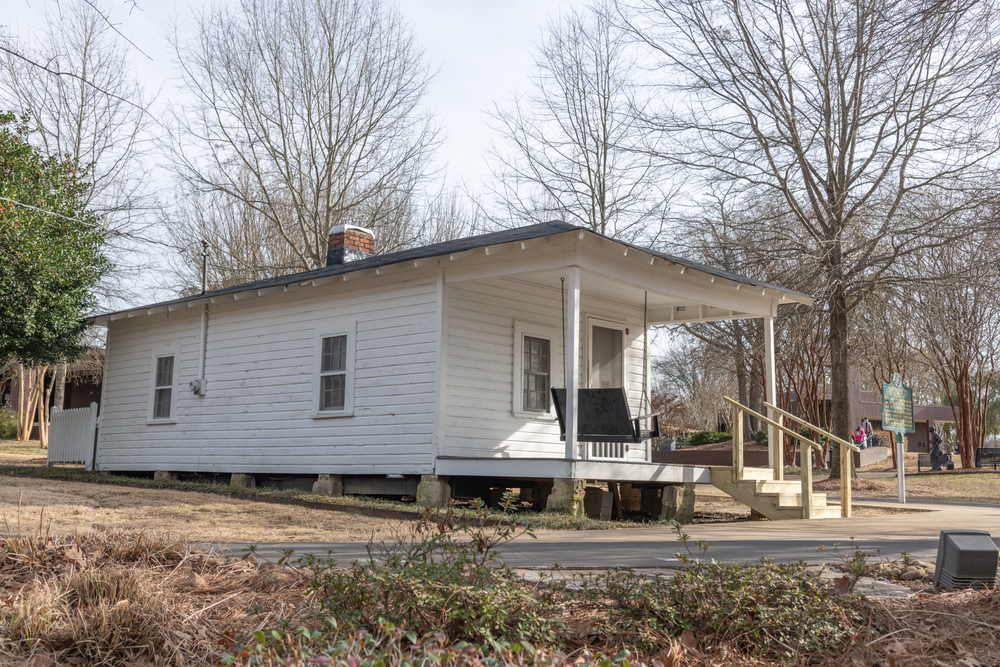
<box><xmin>722</xmin><ymin>396</ymin><xmax>824</xmax><ymax>451</ymax></box>
<box><xmin>726</xmin><ymin>396</ymin><xmax>853</xmax><ymax>519</ymax></box>
<box><xmin>763</xmin><ymin>401</ymin><xmax>860</xmax><ymax>452</ymax></box>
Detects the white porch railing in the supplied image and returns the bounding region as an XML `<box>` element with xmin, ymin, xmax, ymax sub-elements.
<box><xmin>47</xmin><ymin>402</ymin><xmax>98</xmax><ymax>468</ymax></box>
<box><xmin>588</xmin><ymin>441</ymin><xmax>628</xmax><ymax>460</ymax></box>
<box><xmin>584</xmin><ymin>437</ymin><xmax>652</xmax><ymax>462</ymax></box>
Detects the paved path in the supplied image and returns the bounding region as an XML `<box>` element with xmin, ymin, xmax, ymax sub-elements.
<box><xmin>234</xmin><ymin>499</ymin><xmax>1000</xmax><ymax>568</ymax></box>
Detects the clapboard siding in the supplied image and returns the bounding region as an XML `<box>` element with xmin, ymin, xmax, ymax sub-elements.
<box><xmin>441</xmin><ymin>278</ymin><xmax>650</xmax><ymax>459</ymax></box>
<box><xmin>98</xmin><ymin>272</ymin><xmax>440</xmax><ymax>474</ymax></box>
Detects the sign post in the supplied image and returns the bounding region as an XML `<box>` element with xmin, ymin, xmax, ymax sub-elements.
<box><xmin>882</xmin><ymin>373</ymin><xmax>915</xmax><ymax>504</ymax></box>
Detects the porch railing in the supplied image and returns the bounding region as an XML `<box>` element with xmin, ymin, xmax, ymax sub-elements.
<box><xmin>723</xmin><ymin>396</ymin><xmax>860</xmax><ymax>518</ymax></box>
<box><xmin>584</xmin><ymin>438</ymin><xmax>651</xmax><ymax>462</ymax></box>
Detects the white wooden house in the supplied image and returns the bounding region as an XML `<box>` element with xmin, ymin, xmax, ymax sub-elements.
<box><xmin>90</xmin><ymin>222</ymin><xmax>811</xmax><ymax>511</ymax></box>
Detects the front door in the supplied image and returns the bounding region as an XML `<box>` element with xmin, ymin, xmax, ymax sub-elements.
<box><xmin>590</xmin><ymin>325</ymin><xmax>623</xmax><ymax>389</ymax></box>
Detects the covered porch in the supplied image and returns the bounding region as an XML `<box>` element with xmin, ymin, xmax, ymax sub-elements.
<box><xmin>431</xmin><ymin>227</ymin><xmax>813</xmax><ymax>511</ymax></box>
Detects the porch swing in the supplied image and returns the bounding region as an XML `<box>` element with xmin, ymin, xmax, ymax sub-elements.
<box><xmin>550</xmin><ymin>279</ymin><xmax>661</xmax><ymax>446</ymax></box>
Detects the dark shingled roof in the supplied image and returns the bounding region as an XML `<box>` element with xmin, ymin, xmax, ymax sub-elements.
<box><xmin>93</xmin><ymin>221</ymin><xmax>811</xmax><ymax>319</ymax></box>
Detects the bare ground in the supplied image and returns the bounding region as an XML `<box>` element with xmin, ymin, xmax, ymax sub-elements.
<box><xmin>0</xmin><ymin>473</ymin><xmax>409</xmax><ymax>544</ymax></box>
<box><xmin>0</xmin><ymin>444</ymin><xmax>913</xmax><ymax>541</ymax></box>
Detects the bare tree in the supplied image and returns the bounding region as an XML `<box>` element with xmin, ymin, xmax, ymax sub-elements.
<box><xmin>413</xmin><ymin>183</ymin><xmax>488</xmax><ymax>246</ymax></box>
<box><xmin>168</xmin><ymin>174</ymin><xmax>313</xmax><ymax>293</ymax></box>
<box><xmin>168</xmin><ymin>0</ymin><xmax>440</xmax><ymax>277</ymax></box>
<box><xmin>0</xmin><ymin>1</ymin><xmax>148</xmax><ymax>104</ymax></box>
<box><xmin>167</xmin><ymin>175</ymin><xmax>484</xmax><ymax>295</ymax></box>
<box><xmin>625</xmin><ymin>0</ymin><xmax>1000</xmax><ymax>461</ymax></box>
<box><xmin>655</xmin><ymin>338</ymin><xmax>735</xmax><ymax>431</ymax></box>
<box><xmin>1</xmin><ymin>0</ymin><xmax>156</xmax><ymax>418</ymax></box>
<box><xmin>905</xmin><ymin>238</ymin><xmax>1000</xmax><ymax>468</ymax></box>
<box><xmin>1</xmin><ymin>0</ymin><xmax>157</xmax><ymax>308</ymax></box>
<box><xmin>486</xmin><ymin>0</ymin><xmax>674</xmax><ymax>245</ymax></box>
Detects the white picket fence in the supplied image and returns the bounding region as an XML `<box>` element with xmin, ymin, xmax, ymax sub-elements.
<box><xmin>47</xmin><ymin>402</ymin><xmax>98</xmax><ymax>469</ymax></box>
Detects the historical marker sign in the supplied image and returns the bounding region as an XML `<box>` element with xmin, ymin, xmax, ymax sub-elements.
<box><xmin>881</xmin><ymin>372</ymin><xmax>914</xmax><ymax>434</ymax></box>
<box><xmin>882</xmin><ymin>372</ymin><xmax>913</xmax><ymax>504</ymax></box>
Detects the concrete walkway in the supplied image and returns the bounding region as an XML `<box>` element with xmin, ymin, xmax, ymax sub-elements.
<box><xmin>235</xmin><ymin>498</ymin><xmax>1000</xmax><ymax>569</ymax></box>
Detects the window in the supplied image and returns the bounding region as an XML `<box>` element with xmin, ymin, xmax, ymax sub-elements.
<box><xmin>512</xmin><ymin>321</ymin><xmax>559</xmax><ymax>419</ymax></box>
<box><xmin>319</xmin><ymin>335</ymin><xmax>347</xmax><ymax>411</ymax></box>
<box><xmin>522</xmin><ymin>336</ymin><xmax>550</xmax><ymax>412</ymax></box>
<box><xmin>148</xmin><ymin>351</ymin><xmax>177</xmax><ymax>423</ymax></box>
<box><xmin>313</xmin><ymin>327</ymin><xmax>354</xmax><ymax>418</ymax></box>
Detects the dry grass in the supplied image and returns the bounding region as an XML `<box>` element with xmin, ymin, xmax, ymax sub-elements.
<box><xmin>3</xmin><ymin>521</ymin><xmax>1000</xmax><ymax>666</ymax></box>
<box><xmin>847</xmin><ymin>472</ymin><xmax>1000</xmax><ymax>504</ymax></box>
<box><xmin>0</xmin><ymin>476</ymin><xmax>409</xmax><ymax>544</ymax></box>
<box><xmin>855</xmin><ymin>587</ymin><xmax>1000</xmax><ymax>665</ymax></box>
<box><xmin>0</xmin><ymin>528</ymin><xmax>316</xmax><ymax>666</ymax></box>
<box><xmin>0</xmin><ymin>440</ymin><xmax>47</xmax><ymax>463</ymax></box>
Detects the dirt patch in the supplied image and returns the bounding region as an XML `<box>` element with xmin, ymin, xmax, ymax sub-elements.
<box><xmin>693</xmin><ymin>491</ymin><xmax>919</xmax><ymax>519</ymax></box>
<box><xmin>0</xmin><ymin>451</ymin><xmax>48</xmax><ymax>466</ymax></box>
<box><xmin>681</xmin><ymin>440</ymin><xmax>767</xmax><ymax>451</ymax></box>
<box><xmin>814</xmin><ymin>477</ymin><xmax>896</xmax><ymax>493</ymax></box>
<box><xmin>0</xmin><ymin>475</ymin><xmax>409</xmax><ymax>544</ymax></box>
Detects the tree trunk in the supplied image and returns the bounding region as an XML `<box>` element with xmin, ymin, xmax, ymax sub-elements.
<box><xmin>956</xmin><ymin>376</ymin><xmax>975</xmax><ymax>468</ymax></box>
<box><xmin>36</xmin><ymin>366</ymin><xmax>53</xmax><ymax>449</ymax></box>
<box><xmin>828</xmin><ymin>281</ymin><xmax>856</xmax><ymax>481</ymax></box>
<box><xmin>52</xmin><ymin>362</ymin><xmax>68</xmax><ymax>411</ymax></box>
<box><xmin>16</xmin><ymin>365</ymin><xmax>37</xmax><ymax>442</ymax></box>
<box><xmin>15</xmin><ymin>364</ymin><xmax>26</xmax><ymax>440</ymax></box>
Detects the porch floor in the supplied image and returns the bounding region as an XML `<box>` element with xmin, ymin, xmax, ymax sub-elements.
<box><xmin>434</xmin><ymin>456</ymin><xmax>711</xmax><ymax>484</ymax></box>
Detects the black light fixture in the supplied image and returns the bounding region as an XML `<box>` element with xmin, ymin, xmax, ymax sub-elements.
<box><xmin>933</xmin><ymin>530</ymin><xmax>999</xmax><ymax>589</ymax></box>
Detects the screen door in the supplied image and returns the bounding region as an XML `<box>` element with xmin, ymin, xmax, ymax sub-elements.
<box><xmin>590</xmin><ymin>325</ymin><xmax>623</xmax><ymax>389</ymax></box>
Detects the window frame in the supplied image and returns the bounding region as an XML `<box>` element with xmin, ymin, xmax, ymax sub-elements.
<box><xmin>147</xmin><ymin>348</ymin><xmax>179</xmax><ymax>424</ymax></box>
<box><xmin>311</xmin><ymin>327</ymin><xmax>356</xmax><ymax>418</ymax></box>
<box><xmin>512</xmin><ymin>321</ymin><xmax>559</xmax><ymax>420</ymax></box>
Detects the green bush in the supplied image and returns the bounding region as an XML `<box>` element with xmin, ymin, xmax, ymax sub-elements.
<box><xmin>754</xmin><ymin>428</ymin><xmax>768</xmax><ymax>445</ymax></box>
<box><xmin>298</xmin><ymin>503</ymin><xmax>562</xmax><ymax>647</ymax></box>
<box><xmin>687</xmin><ymin>430</ymin><xmax>732</xmax><ymax>446</ymax></box>
<box><xmin>584</xmin><ymin>559</ymin><xmax>858</xmax><ymax>658</ymax></box>
<box><xmin>0</xmin><ymin>409</ymin><xmax>17</xmax><ymax>439</ymax></box>
<box><xmin>224</xmin><ymin>621</ymin><xmax>636</xmax><ymax>666</ymax></box>
<box><xmin>235</xmin><ymin>504</ymin><xmax>862</xmax><ymax>665</ymax></box>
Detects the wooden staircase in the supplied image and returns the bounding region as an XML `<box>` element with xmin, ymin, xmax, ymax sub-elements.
<box><xmin>712</xmin><ymin>397</ymin><xmax>860</xmax><ymax>520</ymax></box>
<box><xmin>710</xmin><ymin>466</ymin><xmax>842</xmax><ymax>520</ymax></box>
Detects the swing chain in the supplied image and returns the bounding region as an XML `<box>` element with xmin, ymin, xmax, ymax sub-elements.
<box><xmin>642</xmin><ymin>290</ymin><xmax>650</xmax><ymax>414</ymax></box>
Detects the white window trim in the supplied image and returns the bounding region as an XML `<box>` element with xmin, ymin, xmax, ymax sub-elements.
<box><xmin>513</xmin><ymin>320</ymin><xmax>559</xmax><ymax>421</ymax></box>
<box><xmin>586</xmin><ymin>316</ymin><xmax>629</xmax><ymax>390</ymax></box>
<box><xmin>311</xmin><ymin>325</ymin><xmax>356</xmax><ymax>419</ymax></box>
<box><xmin>146</xmin><ymin>347</ymin><xmax>179</xmax><ymax>425</ymax></box>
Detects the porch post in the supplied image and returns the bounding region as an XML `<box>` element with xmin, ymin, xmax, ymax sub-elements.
<box><xmin>763</xmin><ymin>313</ymin><xmax>781</xmax><ymax>479</ymax></box>
<box><xmin>565</xmin><ymin>266</ymin><xmax>581</xmax><ymax>461</ymax></box>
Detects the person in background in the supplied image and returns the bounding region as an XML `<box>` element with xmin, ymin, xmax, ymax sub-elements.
<box><xmin>862</xmin><ymin>417</ymin><xmax>873</xmax><ymax>449</ymax></box>
<box><xmin>853</xmin><ymin>425</ymin><xmax>866</xmax><ymax>449</ymax></box>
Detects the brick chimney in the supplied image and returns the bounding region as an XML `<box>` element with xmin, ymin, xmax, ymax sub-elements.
<box><xmin>327</xmin><ymin>224</ymin><xmax>375</xmax><ymax>266</ymax></box>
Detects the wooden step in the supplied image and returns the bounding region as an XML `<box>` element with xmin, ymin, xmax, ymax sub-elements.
<box><xmin>739</xmin><ymin>467</ymin><xmax>776</xmax><ymax>481</ymax></box>
<box><xmin>709</xmin><ymin>467</ymin><xmax>839</xmax><ymax>521</ymax></box>
<box><xmin>754</xmin><ymin>491</ymin><xmax>828</xmax><ymax>508</ymax></box>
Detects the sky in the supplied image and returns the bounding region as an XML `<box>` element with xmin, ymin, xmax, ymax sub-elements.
<box><xmin>2</xmin><ymin>0</ymin><xmax>587</xmax><ymax>305</ymax></box>
<box><xmin>8</xmin><ymin>0</ymin><xmax>577</xmax><ymax>193</ymax></box>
